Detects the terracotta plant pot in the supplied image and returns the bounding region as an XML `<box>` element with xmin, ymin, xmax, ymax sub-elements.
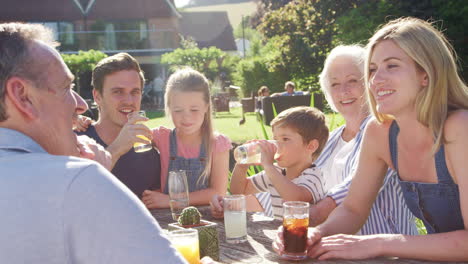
<box><xmin>168</xmin><ymin>220</ymin><xmax>219</xmax><ymax>261</ymax></box>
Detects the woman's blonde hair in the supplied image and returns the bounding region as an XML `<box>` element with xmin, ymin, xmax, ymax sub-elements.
<box><xmin>165</xmin><ymin>68</ymin><xmax>215</xmax><ymax>186</ymax></box>
<box><xmin>365</xmin><ymin>17</ymin><xmax>468</xmax><ymax>151</ymax></box>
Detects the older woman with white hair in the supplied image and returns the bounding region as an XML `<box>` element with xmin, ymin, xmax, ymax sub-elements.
<box><xmin>311</xmin><ymin>45</ymin><xmax>418</xmax><ymax>235</ymax></box>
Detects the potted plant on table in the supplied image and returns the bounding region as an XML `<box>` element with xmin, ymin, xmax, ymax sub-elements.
<box><xmin>168</xmin><ymin>207</ymin><xmax>220</xmax><ymax>261</ymax></box>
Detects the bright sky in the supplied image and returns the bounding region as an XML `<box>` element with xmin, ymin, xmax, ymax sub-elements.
<box><xmin>174</xmin><ymin>0</ymin><xmax>190</xmax><ymax>7</ymax></box>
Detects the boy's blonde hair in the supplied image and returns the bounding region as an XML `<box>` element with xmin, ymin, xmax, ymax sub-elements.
<box><xmin>365</xmin><ymin>17</ymin><xmax>468</xmax><ymax>152</ymax></box>
<box><xmin>165</xmin><ymin>68</ymin><xmax>214</xmax><ymax>186</ymax></box>
<box><xmin>271</xmin><ymin>106</ymin><xmax>329</xmax><ymax>160</ymax></box>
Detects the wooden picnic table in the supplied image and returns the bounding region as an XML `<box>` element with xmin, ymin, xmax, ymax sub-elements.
<box><xmin>151</xmin><ymin>206</ymin><xmax>466</xmax><ymax>264</ymax></box>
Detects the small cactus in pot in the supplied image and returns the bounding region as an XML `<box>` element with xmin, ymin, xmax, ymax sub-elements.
<box><xmin>178</xmin><ymin>206</ymin><xmax>202</xmax><ymax>226</ymax></box>
<box><xmin>169</xmin><ymin>206</ymin><xmax>219</xmax><ymax>261</ymax></box>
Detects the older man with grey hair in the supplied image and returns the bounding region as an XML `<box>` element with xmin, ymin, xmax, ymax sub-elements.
<box><xmin>0</xmin><ymin>23</ymin><xmax>185</xmax><ymax>263</ymax></box>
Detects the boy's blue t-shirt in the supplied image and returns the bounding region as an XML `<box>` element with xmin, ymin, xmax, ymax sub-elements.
<box><xmin>76</xmin><ymin>125</ymin><xmax>161</xmax><ymax>198</ymax></box>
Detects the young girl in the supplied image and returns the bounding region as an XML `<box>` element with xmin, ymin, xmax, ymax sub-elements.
<box><xmin>142</xmin><ymin>68</ymin><xmax>231</xmax><ymax>208</ymax></box>
<box><xmin>274</xmin><ymin>17</ymin><xmax>468</xmax><ymax>261</ymax></box>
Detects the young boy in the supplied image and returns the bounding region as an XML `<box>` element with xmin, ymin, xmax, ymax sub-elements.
<box><xmin>211</xmin><ymin>106</ymin><xmax>329</xmax><ymax>219</ymax></box>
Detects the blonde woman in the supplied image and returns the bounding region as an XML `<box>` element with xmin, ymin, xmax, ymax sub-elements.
<box><xmin>275</xmin><ymin>17</ymin><xmax>468</xmax><ymax>261</ymax></box>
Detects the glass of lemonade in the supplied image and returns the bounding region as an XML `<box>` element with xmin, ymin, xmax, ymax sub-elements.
<box><xmin>223</xmin><ymin>194</ymin><xmax>247</xmax><ymax>243</ymax></box>
<box><xmin>169</xmin><ymin>229</ymin><xmax>200</xmax><ymax>264</ymax></box>
<box><xmin>133</xmin><ymin>110</ymin><xmax>152</xmax><ymax>153</ymax></box>
<box><xmin>168</xmin><ymin>170</ymin><xmax>190</xmax><ymax>220</ymax></box>
<box><xmin>281</xmin><ymin>201</ymin><xmax>309</xmax><ymax>260</ymax></box>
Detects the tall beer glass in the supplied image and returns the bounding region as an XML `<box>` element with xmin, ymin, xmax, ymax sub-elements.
<box><xmin>133</xmin><ymin>110</ymin><xmax>152</xmax><ymax>152</ymax></box>
<box><xmin>168</xmin><ymin>170</ymin><xmax>190</xmax><ymax>220</ymax></box>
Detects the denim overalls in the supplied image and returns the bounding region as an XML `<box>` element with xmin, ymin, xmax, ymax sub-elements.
<box><xmin>389</xmin><ymin>121</ymin><xmax>464</xmax><ymax>233</ymax></box>
<box><xmin>164</xmin><ymin>129</ymin><xmax>208</xmax><ymax>194</ymax></box>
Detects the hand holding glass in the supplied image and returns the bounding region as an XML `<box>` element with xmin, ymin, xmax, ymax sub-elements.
<box><xmin>168</xmin><ymin>170</ymin><xmax>190</xmax><ymax>220</ymax></box>
<box><xmin>133</xmin><ymin>110</ymin><xmax>152</xmax><ymax>153</ymax></box>
<box><xmin>169</xmin><ymin>229</ymin><xmax>200</xmax><ymax>264</ymax></box>
<box><xmin>223</xmin><ymin>195</ymin><xmax>247</xmax><ymax>243</ymax></box>
<box><xmin>281</xmin><ymin>201</ymin><xmax>309</xmax><ymax>260</ymax></box>
<box><xmin>233</xmin><ymin>140</ymin><xmax>277</xmax><ymax>164</ymax></box>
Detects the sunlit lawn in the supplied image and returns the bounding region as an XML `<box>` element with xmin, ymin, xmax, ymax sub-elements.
<box><xmin>146</xmin><ymin>107</ymin><xmax>344</xmax><ymax>144</ymax></box>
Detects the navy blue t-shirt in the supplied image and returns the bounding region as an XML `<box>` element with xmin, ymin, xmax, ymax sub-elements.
<box><xmin>76</xmin><ymin>125</ymin><xmax>161</xmax><ymax>198</ymax></box>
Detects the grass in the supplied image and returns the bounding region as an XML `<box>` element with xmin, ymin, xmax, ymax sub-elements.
<box><xmin>146</xmin><ymin>107</ymin><xmax>344</xmax><ymax>144</ymax></box>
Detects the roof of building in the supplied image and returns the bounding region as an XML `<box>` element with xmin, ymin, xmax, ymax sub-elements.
<box><xmin>86</xmin><ymin>0</ymin><xmax>180</xmax><ymax>20</ymax></box>
<box><xmin>179</xmin><ymin>11</ymin><xmax>236</xmax><ymax>51</ymax></box>
<box><xmin>0</xmin><ymin>0</ymin><xmax>82</xmax><ymax>21</ymax></box>
<box><xmin>0</xmin><ymin>0</ymin><xmax>179</xmax><ymax>22</ymax></box>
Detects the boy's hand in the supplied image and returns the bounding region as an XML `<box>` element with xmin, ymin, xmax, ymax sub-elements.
<box><xmin>257</xmin><ymin>140</ymin><xmax>276</xmax><ymax>166</ymax></box>
<box><xmin>210</xmin><ymin>194</ymin><xmax>224</xmax><ymax>219</ymax></box>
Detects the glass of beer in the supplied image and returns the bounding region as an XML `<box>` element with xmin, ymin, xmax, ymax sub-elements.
<box><xmin>169</xmin><ymin>229</ymin><xmax>200</xmax><ymax>264</ymax></box>
<box><xmin>133</xmin><ymin>110</ymin><xmax>152</xmax><ymax>153</ymax></box>
<box><xmin>281</xmin><ymin>201</ymin><xmax>309</xmax><ymax>260</ymax></box>
<box><xmin>168</xmin><ymin>170</ymin><xmax>190</xmax><ymax>220</ymax></box>
<box><xmin>223</xmin><ymin>195</ymin><xmax>247</xmax><ymax>243</ymax></box>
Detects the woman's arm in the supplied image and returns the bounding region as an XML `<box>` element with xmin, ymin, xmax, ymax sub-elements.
<box><xmin>317</xmin><ymin>120</ymin><xmax>389</xmax><ymax>236</ymax></box>
<box><xmin>372</xmin><ymin>111</ymin><xmax>468</xmax><ymax>261</ymax></box>
<box><xmin>309</xmin><ymin>113</ymin><xmax>468</xmax><ymax>261</ymax></box>
<box><xmin>377</xmin><ymin>111</ymin><xmax>468</xmax><ymax>261</ymax></box>
<box><xmin>189</xmin><ymin>149</ymin><xmax>230</xmax><ymax>205</ymax></box>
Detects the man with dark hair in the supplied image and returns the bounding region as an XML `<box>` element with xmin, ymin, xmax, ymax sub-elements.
<box><xmin>76</xmin><ymin>53</ymin><xmax>161</xmax><ymax>198</ymax></box>
<box><xmin>0</xmin><ymin>23</ymin><xmax>184</xmax><ymax>263</ymax></box>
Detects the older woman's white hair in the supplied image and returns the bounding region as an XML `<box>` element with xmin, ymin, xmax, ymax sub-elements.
<box><xmin>319</xmin><ymin>45</ymin><xmax>365</xmax><ymax>112</ymax></box>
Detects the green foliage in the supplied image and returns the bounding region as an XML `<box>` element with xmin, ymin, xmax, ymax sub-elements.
<box><xmin>335</xmin><ymin>0</ymin><xmax>468</xmax><ymax>79</ymax></box>
<box><xmin>257</xmin><ymin>112</ymin><xmax>270</xmax><ymax>140</ymax></box>
<box><xmin>161</xmin><ymin>46</ymin><xmax>239</xmax><ymax>83</ymax></box>
<box><xmin>232</xmin><ymin>37</ymin><xmax>289</xmax><ymax>96</ymax></box>
<box><xmin>415</xmin><ymin>218</ymin><xmax>427</xmax><ymax>235</ymax></box>
<box><xmin>61</xmin><ymin>50</ymin><xmax>108</xmax><ymax>75</ymax></box>
<box><xmin>261</xmin><ymin>0</ymin><xmax>293</xmax><ymax>11</ymax></box>
<box><xmin>257</xmin><ymin>0</ymin><xmax>359</xmax><ymax>91</ymax></box>
<box><xmin>233</xmin><ymin>16</ymin><xmax>262</xmax><ymax>42</ymax></box>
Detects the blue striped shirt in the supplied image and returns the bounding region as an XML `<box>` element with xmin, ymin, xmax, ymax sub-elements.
<box><xmin>315</xmin><ymin>116</ymin><xmax>418</xmax><ymax>235</ymax></box>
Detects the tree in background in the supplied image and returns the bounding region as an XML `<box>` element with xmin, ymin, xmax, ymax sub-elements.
<box><xmin>62</xmin><ymin>50</ymin><xmax>108</xmax><ymax>99</ymax></box>
<box><xmin>251</xmin><ymin>0</ymin><xmax>466</xmax><ymax>96</ymax></box>
<box><xmin>233</xmin><ymin>36</ymin><xmax>289</xmax><ymax>97</ymax></box>
<box><xmin>257</xmin><ymin>0</ymin><xmax>359</xmax><ymax>91</ymax></box>
<box><xmin>161</xmin><ymin>37</ymin><xmax>239</xmax><ymax>91</ymax></box>
<box><xmin>336</xmin><ymin>0</ymin><xmax>468</xmax><ymax>80</ymax></box>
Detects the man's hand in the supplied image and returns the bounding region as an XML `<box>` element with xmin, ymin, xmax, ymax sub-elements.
<box><xmin>107</xmin><ymin>112</ymin><xmax>153</xmax><ymax>159</ymax></box>
<box><xmin>210</xmin><ymin>194</ymin><xmax>224</xmax><ymax>219</ymax></box>
<box><xmin>73</xmin><ymin>115</ymin><xmax>93</xmax><ymax>132</ymax></box>
<box><xmin>141</xmin><ymin>190</ymin><xmax>169</xmax><ymax>209</ymax></box>
<box><xmin>76</xmin><ymin>135</ymin><xmax>112</xmax><ymax>170</ymax></box>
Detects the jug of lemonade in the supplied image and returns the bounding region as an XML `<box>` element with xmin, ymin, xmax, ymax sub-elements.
<box><xmin>233</xmin><ymin>140</ymin><xmax>277</xmax><ymax>164</ymax></box>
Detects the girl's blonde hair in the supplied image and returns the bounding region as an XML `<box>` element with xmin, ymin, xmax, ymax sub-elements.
<box><xmin>165</xmin><ymin>68</ymin><xmax>215</xmax><ymax>186</ymax></box>
<box><xmin>365</xmin><ymin>17</ymin><xmax>468</xmax><ymax>151</ymax></box>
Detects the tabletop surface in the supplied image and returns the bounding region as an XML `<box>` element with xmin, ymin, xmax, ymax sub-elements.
<box><xmin>151</xmin><ymin>206</ymin><xmax>466</xmax><ymax>264</ymax></box>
